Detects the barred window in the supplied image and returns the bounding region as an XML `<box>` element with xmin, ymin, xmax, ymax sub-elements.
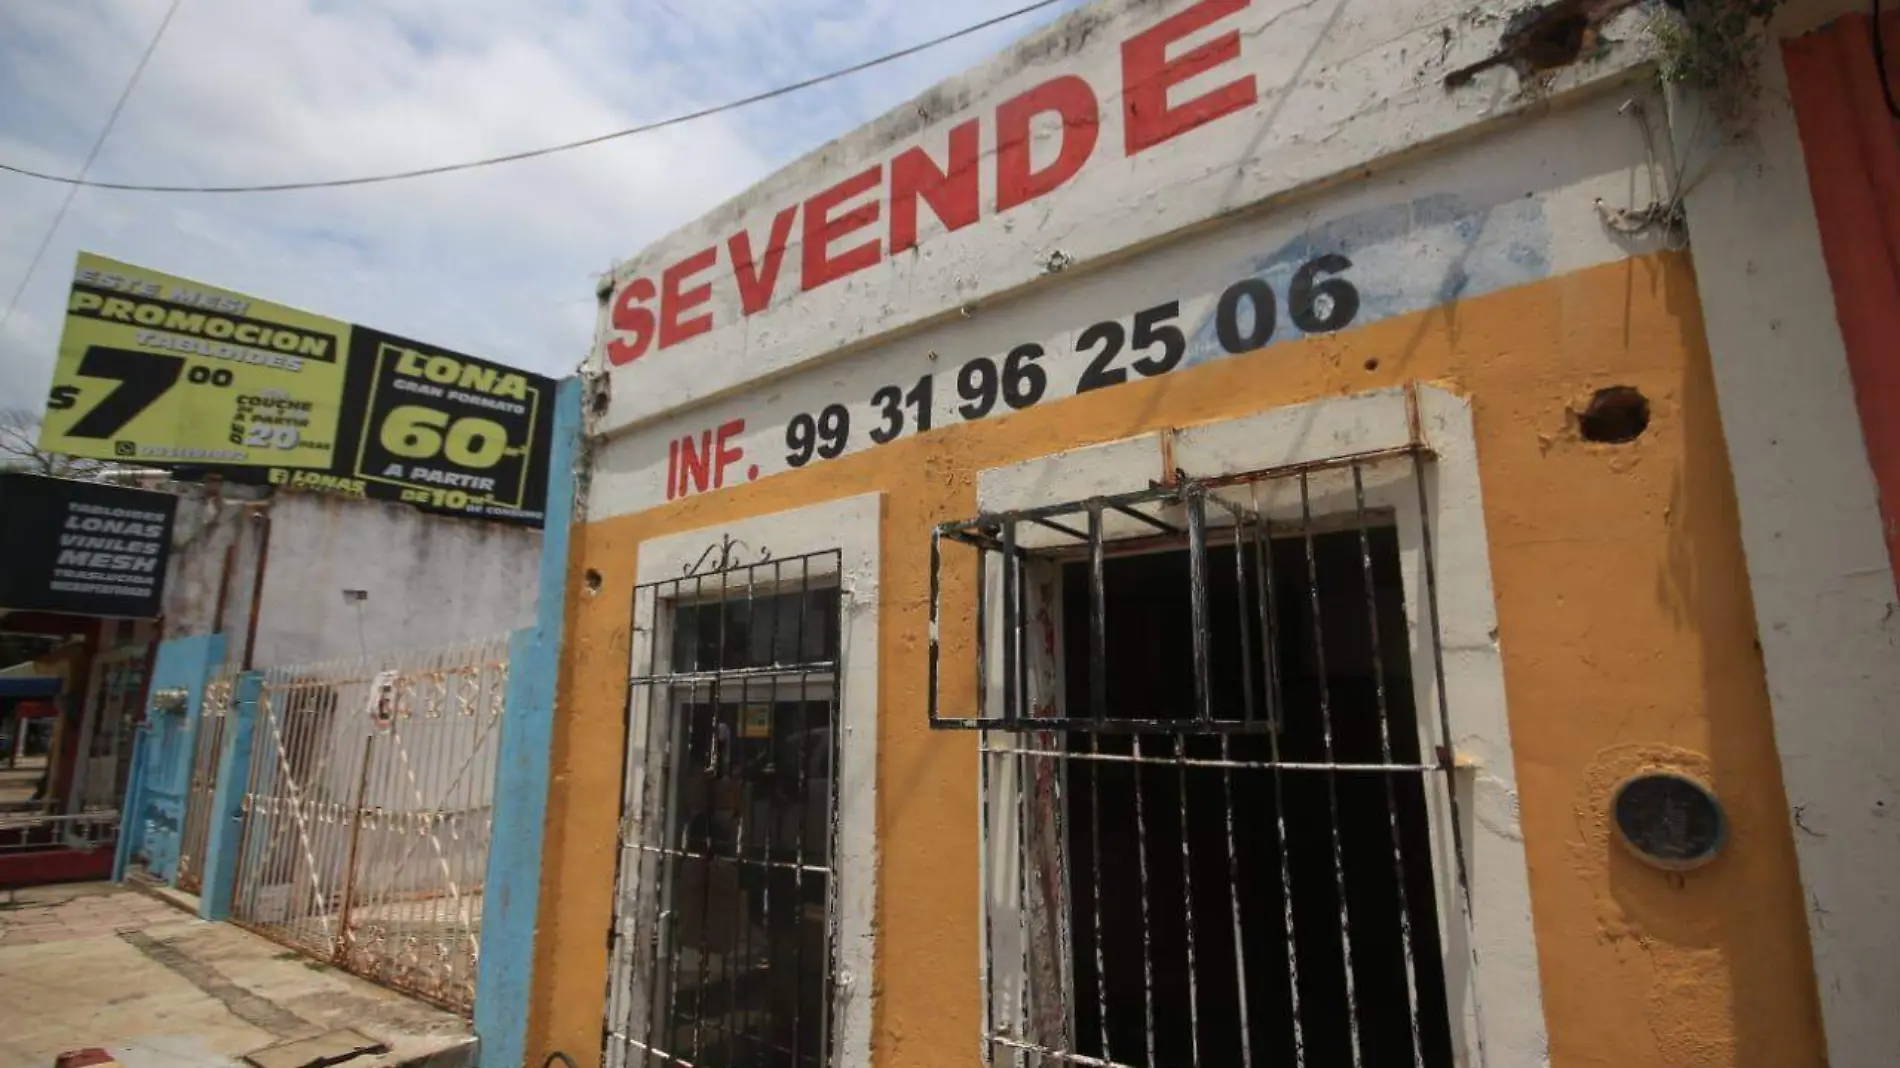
<box><xmin>929</xmin><ymin>451</ymin><xmax>1474</xmax><ymax>1068</ymax></box>
<box><xmin>606</xmin><ymin>550</ymin><xmax>843</xmax><ymax>1068</ymax></box>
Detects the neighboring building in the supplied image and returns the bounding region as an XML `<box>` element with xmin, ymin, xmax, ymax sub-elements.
<box><xmin>0</xmin><ymin>475</ymin><xmax>539</xmax><ymax>889</ymax></box>
<box><xmin>522</xmin><ymin>2</ymin><xmax>1900</xmax><ymax>1068</ymax></box>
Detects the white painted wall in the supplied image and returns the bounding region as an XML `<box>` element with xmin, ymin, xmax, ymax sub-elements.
<box><xmin>1669</xmin><ymin>1</ymin><xmax>1899</xmax><ymax>1062</ymax></box>
<box><xmin>586</xmin><ymin>82</ymin><xmax>1673</xmax><ymax>520</ymax></box>
<box><xmin>589</xmin><ymin>0</ymin><xmax>1660</xmax><ymax>432</ymax></box>
<box><xmin>160</xmin><ymin>487</ymin><xmax>539</xmax><ymax>667</ymax></box>
<box><xmin>246</xmin><ymin>493</ymin><xmax>538</xmax><ymax>667</ymax></box>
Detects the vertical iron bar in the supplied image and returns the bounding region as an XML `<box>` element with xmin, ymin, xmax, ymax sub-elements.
<box><xmin>758</xmin><ymin>563</ymin><xmax>784</xmax><ymax>1060</ymax></box>
<box><xmin>1410</xmin><ymin>449</ymin><xmax>1490</xmax><ymax>1063</ymax></box>
<box><xmin>686</xmin><ymin>572</ymin><xmax>722</xmax><ymax>1064</ymax></box>
<box><xmin>1251</xmin><ymin>487</ymin><xmax>1306</xmax><ymax>1068</ymax></box>
<box><xmin>1015</xmin><ymin>740</ymin><xmax>1033</xmax><ymax>1068</ymax></box>
<box><xmin>659</xmin><ymin>575</ymin><xmax>703</xmax><ymax>1062</ymax></box>
<box><xmin>789</xmin><ymin>557</ymin><xmax>812</xmax><ymax>1067</ymax></box>
<box><xmin>978</xmin><ymin>733</ymin><xmax>997</xmax><ymax>1068</ymax></box>
<box><xmin>1087</xmin><ymin>502</ymin><xmax>1108</xmax><ymax>726</ymax></box>
<box><xmin>976</xmin><ymin>545</ymin><xmax>990</xmax><ymax>726</ymax></box>
<box><xmin>1174</xmin><ymin>734</ymin><xmax>1203</xmax><ymax>1068</ymax></box>
<box><xmin>1352</xmin><ymin>466</ymin><xmax>1426</xmax><ymax>1067</ymax></box>
<box><xmin>332</xmin><ymin>731</ymin><xmax>374</xmax><ymax>966</ymax></box>
<box><xmin>819</xmin><ymin>558</ymin><xmax>843</xmax><ymax>1068</ymax></box>
<box><xmin>1002</xmin><ymin>521</ymin><xmax>1020</xmax><ymax>728</ymax></box>
<box><xmin>1131</xmin><ymin>734</ymin><xmax>1159</xmax><ymax>1068</ymax></box>
<box><xmin>929</xmin><ymin>529</ymin><xmax>943</xmax><ymax>728</ymax></box>
<box><xmin>1186</xmin><ymin>487</ymin><xmax>1213</xmax><ymax>724</ymax></box>
<box><xmin>1219</xmin><ymin>733</ymin><xmax>1254</xmax><ymax>1068</ymax></box>
<box><xmin>727</xmin><ymin>574</ymin><xmax>761</xmax><ymax>1064</ymax></box>
<box><xmin>1235</xmin><ymin>522</ymin><xmax>1257</xmax><ymax>727</ymax></box>
<box><xmin>1047</xmin><ymin>727</ymin><xmax>1078</xmax><ymax>1056</ymax></box>
<box><xmin>1299</xmin><ymin>472</ymin><xmax>1365</xmax><ymax>1068</ymax></box>
<box><xmin>1086</xmin><ymin>733</ymin><xmax>1112</xmax><ymax>1064</ymax></box>
<box><xmin>630</xmin><ymin>581</ymin><xmax>666</xmax><ymax>1063</ymax></box>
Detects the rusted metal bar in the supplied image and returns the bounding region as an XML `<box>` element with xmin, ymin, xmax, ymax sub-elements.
<box><xmin>1087</xmin><ymin>502</ymin><xmax>1108</xmax><ymax>726</ymax></box>
<box><xmin>1299</xmin><ymin>471</ymin><xmax>1366</xmax><ymax>1068</ymax></box>
<box><xmin>239</xmin><ymin>506</ymin><xmax>272</xmax><ymax>671</ymax></box>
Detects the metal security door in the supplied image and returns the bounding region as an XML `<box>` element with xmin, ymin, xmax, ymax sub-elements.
<box><xmin>175</xmin><ymin>674</ymin><xmax>234</xmax><ymax>895</ymax></box>
<box><xmin>229</xmin><ymin>640</ymin><xmax>507</xmax><ymax>1014</ymax></box>
<box><xmin>338</xmin><ymin>645</ymin><xmax>506</xmax><ymax>1011</ymax></box>
<box><xmin>231</xmin><ymin>665</ymin><xmax>365</xmax><ymax>961</ymax></box>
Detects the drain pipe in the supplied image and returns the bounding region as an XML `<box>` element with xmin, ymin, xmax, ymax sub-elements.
<box><xmin>240</xmin><ymin>504</ymin><xmax>273</xmax><ymax>671</ymax></box>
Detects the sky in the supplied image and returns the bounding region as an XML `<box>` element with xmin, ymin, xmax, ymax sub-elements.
<box><xmin>0</xmin><ymin>0</ymin><xmax>1089</xmax><ymax>412</ymax></box>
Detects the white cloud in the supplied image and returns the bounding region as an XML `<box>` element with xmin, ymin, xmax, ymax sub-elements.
<box><xmin>0</xmin><ymin>0</ymin><xmax>1087</xmax><ymax>408</ymax></box>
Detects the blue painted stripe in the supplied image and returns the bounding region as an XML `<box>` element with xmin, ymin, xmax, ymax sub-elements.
<box><xmin>476</xmin><ymin>375</ymin><xmax>583</xmax><ymax>1067</ymax></box>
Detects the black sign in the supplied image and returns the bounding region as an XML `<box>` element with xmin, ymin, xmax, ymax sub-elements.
<box><xmin>180</xmin><ymin>327</ymin><xmax>555</xmax><ymax>527</ymax></box>
<box><xmin>337</xmin><ymin>326</ymin><xmax>552</xmax><ymax>526</ymax></box>
<box><xmin>0</xmin><ymin>473</ymin><xmax>177</xmax><ymax>618</ymax></box>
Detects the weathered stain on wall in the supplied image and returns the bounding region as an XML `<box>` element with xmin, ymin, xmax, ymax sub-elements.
<box><xmin>534</xmin><ymin>246</ymin><xmax>1826</xmax><ymax>1067</ymax></box>
<box><xmin>536</xmin><ymin>0</ymin><xmax>1853</xmax><ymax>1064</ymax></box>
<box><xmin>245</xmin><ymin>494</ymin><xmax>538</xmax><ymax>666</ymax></box>
<box><xmin>160</xmin><ymin>489</ymin><xmax>540</xmax><ymax>667</ymax></box>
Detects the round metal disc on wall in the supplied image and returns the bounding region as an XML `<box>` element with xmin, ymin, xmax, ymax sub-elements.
<box><xmin>1611</xmin><ymin>771</ymin><xmax>1727</xmax><ymax>871</ymax></box>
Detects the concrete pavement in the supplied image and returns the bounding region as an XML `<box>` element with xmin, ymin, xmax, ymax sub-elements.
<box><xmin>0</xmin><ymin>884</ymin><xmax>473</xmax><ymax>1068</ymax></box>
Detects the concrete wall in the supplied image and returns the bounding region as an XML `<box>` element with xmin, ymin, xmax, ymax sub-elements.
<box><xmin>160</xmin><ymin>488</ymin><xmax>540</xmax><ymax>668</ymax></box>
<box><xmin>587</xmin><ymin>0</ymin><xmax>1660</xmax><ymax>432</ymax></box>
<box><xmin>1669</xmin><ymin>1</ymin><xmax>1900</xmax><ymax>1062</ymax></box>
<box><xmin>246</xmin><ymin>493</ymin><xmax>537</xmax><ymax>666</ymax></box>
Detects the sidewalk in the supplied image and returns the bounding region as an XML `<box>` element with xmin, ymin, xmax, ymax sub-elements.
<box><xmin>0</xmin><ymin>884</ymin><xmax>474</xmax><ymax>1068</ymax></box>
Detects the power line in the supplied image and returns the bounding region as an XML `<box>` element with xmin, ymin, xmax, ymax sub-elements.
<box><xmin>0</xmin><ymin>0</ymin><xmax>184</xmax><ymax>340</ymax></box>
<box><xmin>0</xmin><ymin>0</ymin><xmax>1069</xmax><ymax>196</ymax></box>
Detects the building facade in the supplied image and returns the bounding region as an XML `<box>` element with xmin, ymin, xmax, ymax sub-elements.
<box><xmin>526</xmin><ymin>1</ymin><xmax>1900</xmax><ymax>1066</ymax></box>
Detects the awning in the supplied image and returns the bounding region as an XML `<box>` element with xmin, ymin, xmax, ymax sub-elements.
<box><xmin>0</xmin><ymin>677</ymin><xmax>61</xmax><ymax>699</ymax></box>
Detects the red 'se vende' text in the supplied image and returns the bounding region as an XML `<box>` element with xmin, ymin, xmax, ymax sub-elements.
<box><xmin>605</xmin><ymin>0</ymin><xmax>1257</xmax><ymax>367</ymax></box>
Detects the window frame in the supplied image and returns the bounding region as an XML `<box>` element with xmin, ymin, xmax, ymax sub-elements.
<box><xmin>949</xmin><ymin>385</ymin><xmax>1544</xmax><ymax>1067</ymax></box>
<box><xmin>605</xmin><ymin>494</ymin><xmax>882</xmax><ymax>1068</ymax></box>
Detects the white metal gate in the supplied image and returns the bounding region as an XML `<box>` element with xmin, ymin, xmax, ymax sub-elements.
<box><xmin>229</xmin><ymin>638</ymin><xmax>508</xmax><ymax>1013</ymax></box>
<box><xmin>175</xmin><ymin>673</ymin><xmax>235</xmax><ymax>895</ymax></box>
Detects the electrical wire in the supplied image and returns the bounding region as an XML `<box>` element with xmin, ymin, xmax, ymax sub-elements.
<box><xmin>0</xmin><ymin>0</ymin><xmax>183</xmax><ymax>339</ymax></box>
<box><xmin>0</xmin><ymin>0</ymin><xmax>1069</xmax><ymax>196</ymax></box>
<box><xmin>1875</xmin><ymin>0</ymin><xmax>1900</xmax><ymax>120</ymax></box>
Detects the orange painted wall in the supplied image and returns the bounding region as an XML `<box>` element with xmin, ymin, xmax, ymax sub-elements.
<box><xmin>529</xmin><ymin>251</ymin><xmax>1825</xmax><ymax>1067</ymax></box>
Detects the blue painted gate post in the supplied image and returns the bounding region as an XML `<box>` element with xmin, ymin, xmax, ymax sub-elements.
<box><xmin>475</xmin><ymin>376</ymin><xmax>581</xmax><ymax>1067</ymax></box>
<box><xmin>198</xmin><ymin>671</ymin><xmax>261</xmax><ymax>921</ymax></box>
<box><xmin>114</xmin><ymin>634</ymin><xmax>228</xmax><ymax>884</ymax></box>
<box><xmin>111</xmin><ymin>725</ymin><xmax>153</xmax><ymax>882</ymax></box>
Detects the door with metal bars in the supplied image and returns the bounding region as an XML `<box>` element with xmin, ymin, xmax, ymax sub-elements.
<box><xmin>175</xmin><ymin>672</ymin><xmax>236</xmax><ymax>895</ymax></box>
<box><xmin>605</xmin><ymin>551</ymin><xmax>843</xmax><ymax>1068</ymax></box>
<box><xmin>929</xmin><ymin>451</ymin><xmax>1476</xmax><ymax>1068</ymax></box>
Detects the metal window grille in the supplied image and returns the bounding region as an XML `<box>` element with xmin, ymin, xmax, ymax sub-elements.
<box><xmin>605</xmin><ymin>547</ymin><xmax>845</xmax><ymax>1068</ymax></box>
<box><xmin>927</xmin><ymin>447</ymin><xmax>1479</xmax><ymax>1068</ymax></box>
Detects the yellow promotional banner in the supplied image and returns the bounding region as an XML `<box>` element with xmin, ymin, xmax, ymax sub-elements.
<box><xmin>39</xmin><ymin>253</ymin><xmax>349</xmax><ymax>469</ymax></box>
<box><xmin>37</xmin><ymin>253</ymin><xmax>556</xmax><ymax>528</ymax></box>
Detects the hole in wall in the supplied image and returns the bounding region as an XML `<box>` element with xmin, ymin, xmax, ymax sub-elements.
<box><xmin>1577</xmin><ymin>386</ymin><xmax>1650</xmax><ymax>444</ymax></box>
<box><xmin>584</xmin><ymin>569</ymin><xmax>603</xmax><ymax>596</ymax></box>
<box><xmin>1363</xmin><ymin>357</ymin><xmax>1380</xmax><ymax>372</ymax></box>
